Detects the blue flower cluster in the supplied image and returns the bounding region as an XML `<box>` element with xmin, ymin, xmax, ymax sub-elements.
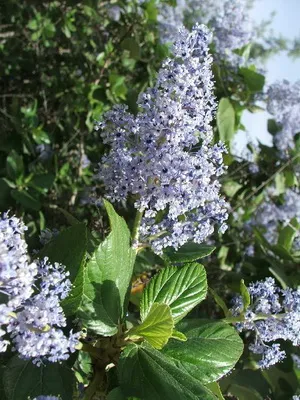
<box><xmin>96</xmin><ymin>24</ymin><xmax>228</xmax><ymax>253</ymax></box>
<box><xmin>158</xmin><ymin>0</ymin><xmax>253</xmax><ymax>68</ymax></box>
<box><xmin>0</xmin><ymin>213</ymin><xmax>79</xmax><ymax>365</ymax></box>
<box><xmin>250</xmin><ymin>187</ymin><xmax>300</xmax><ymax>249</ymax></box>
<box><xmin>267</xmin><ymin>80</ymin><xmax>300</xmax><ymax>155</ymax></box>
<box><xmin>157</xmin><ymin>0</ymin><xmax>187</xmax><ymax>44</ymax></box>
<box><xmin>231</xmin><ymin>277</ymin><xmax>300</xmax><ymax>369</ymax></box>
<box><xmin>209</xmin><ymin>0</ymin><xmax>252</xmax><ymax>66</ymax></box>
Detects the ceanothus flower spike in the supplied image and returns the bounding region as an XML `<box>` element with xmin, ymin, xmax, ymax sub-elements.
<box><xmin>97</xmin><ymin>24</ymin><xmax>228</xmax><ymax>254</ymax></box>
<box><xmin>267</xmin><ymin>80</ymin><xmax>300</xmax><ymax>155</ymax></box>
<box><xmin>231</xmin><ymin>277</ymin><xmax>300</xmax><ymax>369</ymax></box>
<box><xmin>0</xmin><ymin>213</ymin><xmax>80</xmax><ymax>364</ymax></box>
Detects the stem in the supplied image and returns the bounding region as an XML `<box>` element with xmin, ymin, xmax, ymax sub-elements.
<box><xmin>80</xmin><ymin>343</ymin><xmax>102</xmax><ymax>359</ymax></box>
<box><xmin>83</xmin><ymin>366</ymin><xmax>106</xmax><ymax>400</ymax></box>
<box><xmin>232</xmin><ymin>153</ymin><xmax>300</xmax><ymax>212</ymax></box>
<box><xmin>222</xmin><ymin>316</ymin><xmax>244</xmax><ymax>323</ymax></box>
<box><xmin>223</xmin><ymin>312</ymin><xmax>288</xmax><ymax>324</ymax></box>
<box><xmin>131</xmin><ymin>209</ymin><xmax>144</xmax><ymax>244</ymax></box>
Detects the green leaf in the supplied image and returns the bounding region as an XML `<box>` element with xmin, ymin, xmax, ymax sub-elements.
<box><xmin>77</xmin><ymin>200</ymin><xmax>136</xmax><ymax>335</ymax></box>
<box><xmin>268</xmin><ymin>263</ymin><xmax>290</xmax><ymax>289</ymax></box>
<box><xmin>118</xmin><ymin>343</ymin><xmax>215</xmax><ymax>400</ymax></box>
<box><xmin>0</xmin><ymin>178</ymin><xmax>11</xmax><ymax>210</ymax></box>
<box><xmin>39</xmin><ymin>223</ymin><xmax>88</xmax><ymax>316</ymax></box>
<box><xmin>267</xmin><ymin>119</ymin><xmax>282</xmax><ymax>135</ymax></box>
<box><xmin>39</xmin><ymin>223</ymin><xmax>87</xmax><ymax>282</ymax></box>
<box><xmin>140</xmin><ymin>263</ymin><xmax>207</xmax><ymax>323</ymax></box>
<box><xmin>206</xmin><ymin>382</ymin><xmax>225</xmax><ymax>400</ymax></box>
<box><xmin>171</xmin><ymin>330</ymin><xmax>187</xmax><ymax>341</ymax></box>
<box><xmin>3</xmin><ymin>356</ymin><xmax>74</xmax><ymax>400</ymax></box>
<box><xmin>11</xmin><ymin>189</ymin><xmax>41</xmax><ymax>211</ymax></box>
<box><xmin>209</xmin><ymin>287</ymin><xmax>230</xmax><ymax>317</ymax></box>
<box><xmin>262</xmin><ymin>362</ymin><xmax>298</xmax><ymax>399</ymax></box>
<box><xmin>270</xmin><ymin>244</ymin><xmax>294</xmax><ymax>261</ymax></box>
<box><xmin>6</xmin><ymin>151</ymin><xmax>24</xmax><ymax>181</ymax></box>
<box><xmin>278</xmin><ymin>218</ymin><xmax>299</xmax><ymax>251</ymax></box>
<box><xmin>162</xmin><ymin>319</ymin><xmax>244</xmax><ymax>384</ymax></box>
<box><xmin>164</xmin><ymin>243</ymin><xmax>215</xmax><ymax>263</ymax></box>
<box><xmin>217</xmin><ymin>98</ymin><xmax>235</xmax><ymax>145</ymax></box>
<box><xmin>221</xmin><ymin>369</ymin><xmax>272</xmax><ymax>400</ymax></box>
<box><xmin>129</xmin><ymin>303</ymin><xmax>173</xmax><ymax>349</ymax></box>
<box><xmin>30</xmin><ymin>173</ymin><xmax>55</xmax><ymax>191</ymax></box>
<box><xmin>275</xmin><ymin>172</ymin><xmax>285</xmax><ymax>194</ymax></box>
<box><xmin>223</xmin><ymin>384</ymin><xmax>263</xmax><ymax>400</ymax></box>
<box><xmin>121</xmin><ymin>38</ymin><xmax>140</xmax><ymax>60</ymax></box>
<box><xmin>27</xmin><ymin>19</ymin><xmax>38</xmax><ymax>30</ymax></box>
<box><xmin>239</xmin><ymin>67</ymin><xmax>265</xmax><ymax>92</ymax></box>
<box><xmin>240</xmin><ymin>279</ymin><xmax>250</xmax><ymax>311</ymax></box>
<box><xmin>107</xmin><ymin>388</ymin><xmax>127</xmax><ymax>400</ymax></box>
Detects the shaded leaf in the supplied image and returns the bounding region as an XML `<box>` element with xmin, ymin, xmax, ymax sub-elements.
<box><xmin>3</xmin><ymin>356</ymin><xmax>74</xmax><ymax>400</ymax></box>
<box><xmin>118</xmin><ymin>343</ymin><xmax>215</xmax><ymax>400</ymax></box>
<box><xmin>76</xmin><ymin>200</ymin><xmax>136</xmax><ymax>335</ymax></box>
<box><xmin>11</xmin><ymin>190</ymin><xmax>41</xmax><ymax>211</ymax></box>
<box><xmin>164</xmin><ymin>243</ymin><xmax>215</xmax><ymax>263</ymax></box>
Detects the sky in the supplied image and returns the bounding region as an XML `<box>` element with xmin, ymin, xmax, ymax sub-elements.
<box><xmin>234</xmin><ymin>0</ymin><xmax>300</xmax><ymax>153</ymax></box>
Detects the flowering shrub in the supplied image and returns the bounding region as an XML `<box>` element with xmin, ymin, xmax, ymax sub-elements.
<box><xmin>0</xmin><ymin>1</ymin><xmax>299</xmax><ymax>399</ymax></box>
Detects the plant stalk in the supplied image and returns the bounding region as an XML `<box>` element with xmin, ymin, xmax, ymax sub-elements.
<box><xmin>131</xmin><ymin>209</ymin><xmax>144</xmax><ymax>245</ymax></box>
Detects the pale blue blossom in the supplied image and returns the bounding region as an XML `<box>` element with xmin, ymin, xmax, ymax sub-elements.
<box><xmin>96</xmin><ymin>25</ymin><xmax>228</xmax><ymax>253</ymax></box>
<box><xmin>0</xmin><ymin>214</ymin><xmax>80</xmax><ymax>364</ymax></box>
<box><xmin>231</xmin><ymin>277</ymin><xmax>300</xmax><ymax>368</ymax></box>
<box><xmin>267</xmin><ymin>80</ymin><xmax>300</xmax><ymax>155</ymax></box>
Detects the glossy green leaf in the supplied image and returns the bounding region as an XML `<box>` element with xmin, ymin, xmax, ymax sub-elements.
<box><xmin>118</xmin><ymin>343</ymin><xmax>215</xmax><ymax>400</ymax></box>
<box><xmin>217</xmin><ymin>98</ymin><xmax>235</xmax><ymax>144</ymax></box>
<box><xmin>77</xmin><ymin>200</ymin><xmax>136</xmax><ymax>335</ymax></box>
<box><xmin>162</xmin><ymin>319</ymin><xmax>244</xmax><ymax>384</ymax></box>
<box><xmin>129</xmin><ymin>303</ymin><xmax>173</xmax><ymax>349</ymax></box>
<box><xmin>164</xmin><ymin>243</ymin><xmax>215</xmax><ymax>263</ymax></box>
<box><xmin>140</xmin><ymin>263</ymin><xmax>207</xmax><ymax>323</ymax></box>
<box><xmin>3</xmin><ymin>356</ymin><xmax>74</xmax><ymax>400</ymax></box>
